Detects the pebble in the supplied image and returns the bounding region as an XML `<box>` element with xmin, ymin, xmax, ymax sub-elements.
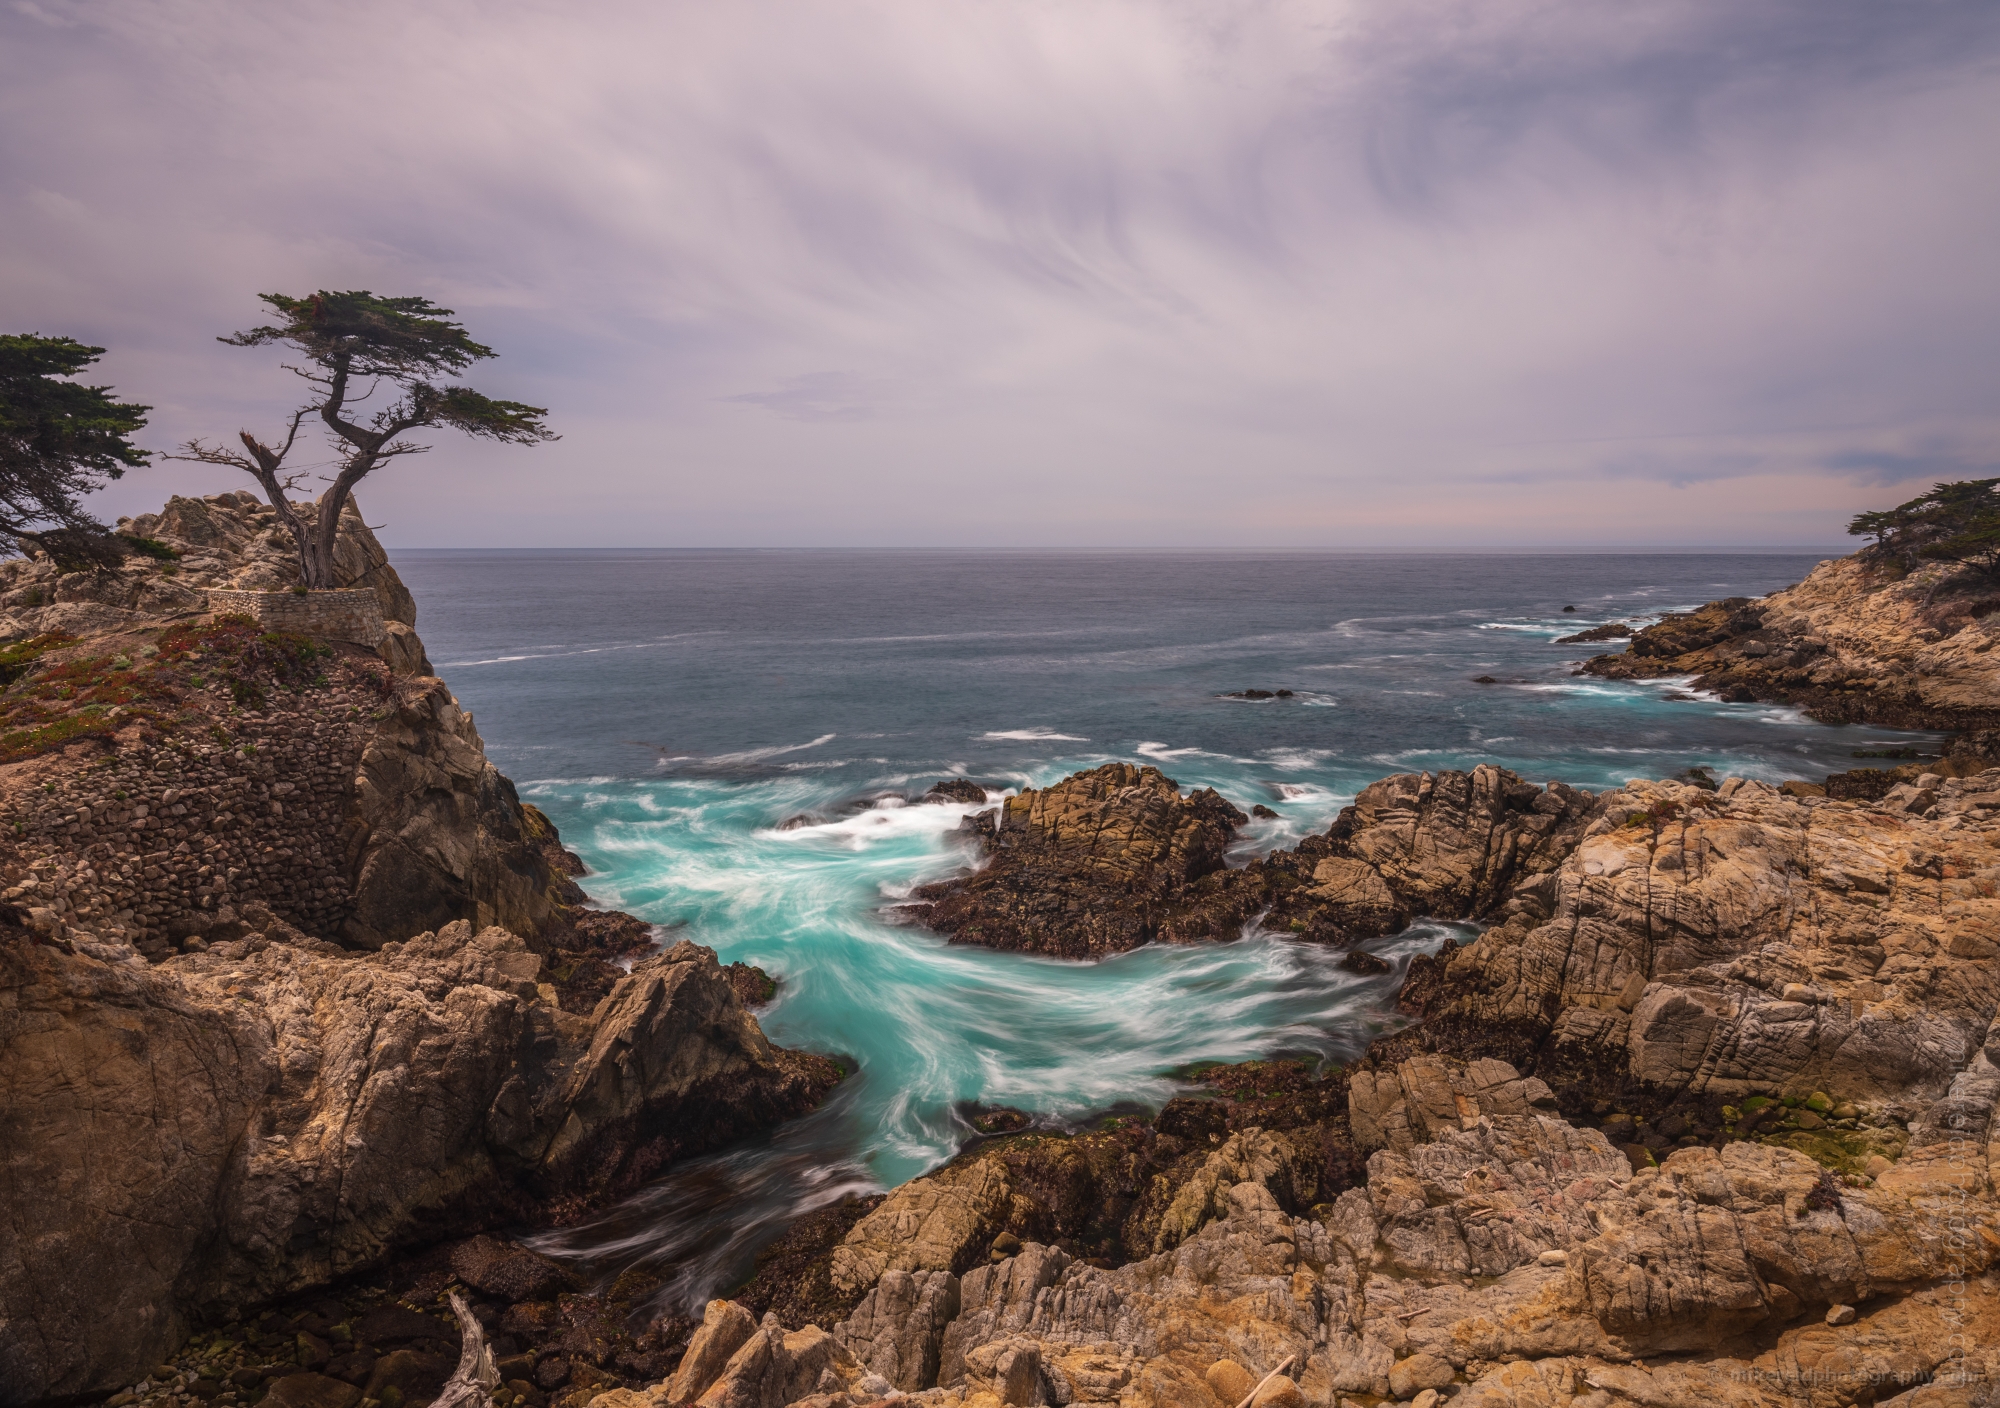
<box><xmin>1826</xmin><ymin>1303</ymin><xmax>1858</xmax><ymax>1326</ymax></box>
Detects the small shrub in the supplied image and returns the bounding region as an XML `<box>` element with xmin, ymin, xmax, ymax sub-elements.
<box><xmin>117</xmin><ymin>534</ymin><xmax>183</xmax><ymax>562</ymax></box>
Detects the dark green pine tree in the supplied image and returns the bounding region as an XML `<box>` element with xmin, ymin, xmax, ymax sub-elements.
<box><xmin>0</xmin><ymin>334</ymin><xmax>150</xmax><ymax>566</ymax></box>
<box><xmin>1849</xmin><ymin>477</ymin><xmax>2000</xmax><ymax>579</ymax></box>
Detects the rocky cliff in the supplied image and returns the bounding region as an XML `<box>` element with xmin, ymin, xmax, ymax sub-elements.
<box><xmin>1579</xmin><ymin>551</ymin><xmax>2000</xmax><ymax>733</ymax></box>
<box><xmin>0</xmin><ymin>497</ymin><xmax>839</xmax><ymax>1403</ymax></box>
<box><xmin>0</xmin><ymin>491</ymin><xmax>588</xmax><ymax>963</ymax></box>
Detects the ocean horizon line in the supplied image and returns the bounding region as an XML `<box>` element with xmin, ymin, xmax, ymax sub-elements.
<box><xmin>389</xmin><ymin>542</ymin><xmax>1852</xmax><ymax>557</ymax></box>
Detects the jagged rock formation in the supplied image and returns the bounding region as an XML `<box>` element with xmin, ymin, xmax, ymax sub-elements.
<box><xmin>1417</xmin><ymin>772</ymin><xmax>2000</xmax><ymax>1113</ymax></box>
<box><xmin>1580</xmin><ymin>552</ymin><xmax>2000</xmax><ymax>732</ymax></box>
<box><xmin>910</xmin><ymin>764</ymin><xmax>1250</xmax><ymax>957</ymax></box>
<box><xmin>0</xmin><ymin>924</ymin><xmax>838</xmax><ymax>1399</ymax></box>
<box><xmin>651</xmin><ymin>1048</ymin><xmax>1999</xmax><ymax>1408</ymax></box>
<box><xmin>913</xmin><ymin>762</ymin><xmax>1599</xmax><ymax>957</ymax></box>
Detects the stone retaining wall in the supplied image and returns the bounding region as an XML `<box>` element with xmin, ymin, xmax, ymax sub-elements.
<box><xmin>205</xmin><ymin>588</ymin><xmax>387</xmax><ymax>647</ymax></box>
<box><xmin>1</xmin><ymin>688</ymin><xmax>378</xmax><ymax>958</ymax></box>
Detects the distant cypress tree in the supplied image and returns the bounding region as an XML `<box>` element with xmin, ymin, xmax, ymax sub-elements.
<box><xmin>1849</xmin><ymin>478</ymin><xmax>2000</xmax><ymax>578</ymax></box>
<box><xmin>174</xmin><ymin>291</ymin><xmax>556</xmax><ymax>589</ymax></box>
<box><xmin>0</xmin><ymin>334</ymin><xmax>149</xmax><ymax>566</ymax></box>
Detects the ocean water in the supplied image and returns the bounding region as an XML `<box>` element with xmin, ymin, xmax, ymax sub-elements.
<box><xmin>393</xmin><ymin>548</ymin><xmax>1914</xmax><ymax>1304</ymax></box>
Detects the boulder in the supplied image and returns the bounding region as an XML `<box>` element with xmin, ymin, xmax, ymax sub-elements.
<box><xmin>671</xmin><ymin>1300</ymin><xmax>760</xmax><ymax>1402</ymax></box>
<box><xmin>830</xmin><ymin>1158</ymin><xmax>1014</xmax><ymax>1293</ymax></box>
<box><xmin>1389</xmin><ymin>1355</ymin><xmax>1455</xmax><ymax>1399</ymax></box>
<box><xmin>694</xmin><ymin>1316</ymin><xmax>860</xmax><ymax>1408</ymax></box>
<box><xmin>448</xmin><ymin>1235</ymin><xmax>575</xmax><ymax>1302</ymax></box>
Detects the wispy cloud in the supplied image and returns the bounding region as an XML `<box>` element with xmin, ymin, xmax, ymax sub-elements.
<box><xmin>4</xmin><ymin>0</ymin><xmax>1997</xmax><ymax>545</ymax></box>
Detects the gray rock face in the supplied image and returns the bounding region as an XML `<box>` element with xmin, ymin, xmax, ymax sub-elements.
<box><xmin>343</xmin><ymin>675</ymin><xmax>563</xmax><ymax>950</ymax></box>
<box><xmin>0</xmin><ymin>927</ymin><xmax>832</xmax><ymax>1400</ymax></box>
<box><xmin>832</xmin><ymin>1269</ymin><xmax>961</xmax><ymax>1391</ymax></box>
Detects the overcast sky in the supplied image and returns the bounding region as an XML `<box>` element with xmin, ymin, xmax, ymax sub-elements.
<box><xmin>6</xmin><ymin>0</ymin><xmax>1998</xmax><ymax>548</ymax></box>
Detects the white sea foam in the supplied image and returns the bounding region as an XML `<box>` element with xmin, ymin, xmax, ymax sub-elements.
<box><xmin>706</xmin><ymin>733</ymin><xmax>838</xmax><ymax>764</ymax></box>
<box><xmin>980</xmin><ymin>728</ymin><xmax>1090</xmax><ymax>741</ymax></box>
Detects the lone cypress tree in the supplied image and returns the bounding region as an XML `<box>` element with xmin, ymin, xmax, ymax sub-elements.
<box><xmin>175</xmin><ymin>292</ymin><xmax>555</xmax><ymax>588</ymax></box>
<box><xmin>0</xmin><ymin>334</ymin><xmax>149</xmax><ymax>565</ymax></box>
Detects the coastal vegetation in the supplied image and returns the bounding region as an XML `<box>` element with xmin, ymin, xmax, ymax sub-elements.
<box><xmin>173</xmin><ymin>291</ymin><xmax>556</xmax><ymax>589</ymax></box>
<box><xmin>0</xmin><ymin>333</ymin><xmax>150</xmax><ymax>568</ymax></box>
<box><xmin>1849</xmin><ymin>476</ymin><xmax>2000</xmax><ymax>579</ymax></box>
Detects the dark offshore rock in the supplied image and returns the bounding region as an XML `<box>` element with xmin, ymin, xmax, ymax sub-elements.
<box><xmin>0</xmin><ymin>926</ymin><xmax>840</xmax><ymax>1399</ymax></box>
<box><xmin>1554</xmin><ymin>621</ymin><xmax>1631</xmax><ymax>643</ymax></box>
<box><xmin>923</xmin><ymin>779</ymin><xmax>990</xmax><ymax>805</ymax></box>
<box><xmin>724</xmin><ymin>959</ymin><xmax>781</xmax><ymax>1007</ymax></box>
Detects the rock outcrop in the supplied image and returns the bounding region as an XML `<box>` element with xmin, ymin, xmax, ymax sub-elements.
<box><xmin>0</xmin><ymin>925</ymin><xmax>838</xmax><ymax>1399</ymax></box>
<box><xmin>1416</xmin><ymin>772</ymin><xmax>2000</xmax><ymax>1112</ymax></box>
<box><xmin>910</xmin><ymin>764</ymin><xmax>1249</xmax><ymax>958</ymax></box>
<box><xmin>913</xmin><ymin>762</ymin><xmax>1600</xmax><ymax>957</ymax></box>
<box><xmin>1580</xmin><ymin>552</ymin><xmax>2000</xmax><ymax>732</ymax></box>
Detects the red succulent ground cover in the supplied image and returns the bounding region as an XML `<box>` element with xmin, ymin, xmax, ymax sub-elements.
<box><xmin>0</xmin><ymin>614</ymin><xmax>391</xmax><ymax>765</ymax></box>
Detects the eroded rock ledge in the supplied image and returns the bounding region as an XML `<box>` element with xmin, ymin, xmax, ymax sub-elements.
<box><xmin>910</xmin><ymin>761</ymin><xmax>1596</xmax><ymax>958</ymax></box>
<box><xmin>1578</xmin><ymin>552</ymin><xmax>2000</xmax><ymax>732</ymax></box>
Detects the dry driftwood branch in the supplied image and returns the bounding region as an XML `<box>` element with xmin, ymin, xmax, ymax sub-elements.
<box><xmin>433</xmin><ymin>1290</ymin><xmax>501</xmax><ymax>1408</ymax></box>
<box><xmin>1232</xmin><ymin>1353</ymin><xmax>1299</xmax><ymax>1408</ymax></box>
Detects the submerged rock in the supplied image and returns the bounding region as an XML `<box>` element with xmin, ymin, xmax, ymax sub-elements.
<box><xmin>923</xmin><ymin>779</ymin><xmax>991</xmax><ymax>805</ymax></box>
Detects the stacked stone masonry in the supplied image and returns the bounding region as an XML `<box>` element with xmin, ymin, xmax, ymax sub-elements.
<box><xmin>205</xmin><ymin>588</ymin><xmax>388</xmax><ymax>647</ymax></box>
<box><xmin>1</xmin><ymin>684</ymin><xmax>381</xmax><ymax>960</ymax></box>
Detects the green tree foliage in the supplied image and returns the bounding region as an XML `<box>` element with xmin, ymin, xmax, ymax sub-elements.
<box><xmin>0</xmin><ymin>334</ymin><xmax>149</xmax><ymax>566</ymax></box>
<box><xmin>174</xmin><ymin>291</ymin><xmax>555</xmax><ymax>588</ymax></box>
<box><xmin>1848</xmin><ymin>478</ymin><xmax>2000</xmax><ymax>578</ymax></box>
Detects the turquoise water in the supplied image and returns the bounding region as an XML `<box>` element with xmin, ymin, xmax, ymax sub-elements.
<box><xmin>392</xmin><ymin>548</ymin><xmax>1912</xmax><ymax>1299</ymax></box>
